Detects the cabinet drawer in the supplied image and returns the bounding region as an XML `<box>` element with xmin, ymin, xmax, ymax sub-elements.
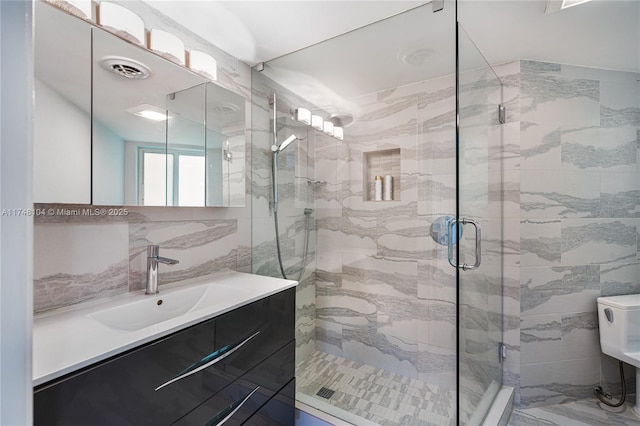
<box><xmin>244</xmin><ymin>378</ymin><xmax>295</xmax><ymax>426</ymax></box>
<box><xmin>34</xmin><ymin>288</ymin><xmax>295</xmax><ymax>426</ymax></box>
<box><xmin>173</xmin><ymin>340</ymin><xmax>295</xmax><ymax>426</ymax></box>
<box><xmin>155</xmin><ymin>287</ymin><xmax>294</xmax><ymax>398</ymax></box>
<box><xmin>35</xmin><ymin>316</ymin><xmax>220</xmax><ymax>426</ymax></box>
<box><xmin>211</xmin><ymin>287</ymin><xmax>294</xmax><ymax>378</ymax></box>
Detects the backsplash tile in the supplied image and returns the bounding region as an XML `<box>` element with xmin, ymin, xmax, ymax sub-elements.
<box><xmin>34</xmin><ymin>222</ymin><xmax>129</xmax><ymax>312</ymax></box>
<box><xmin>128</xmin><ymin>220</ymin><xmax>239</xmax><ymax>291</ymax></box>
<box><xmin>33</xmin><ymin>207</ymin><xmax>251</xmax><ymax>314</ymax></box>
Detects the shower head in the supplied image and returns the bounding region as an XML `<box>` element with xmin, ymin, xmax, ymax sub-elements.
<box><xmin>271</xmin><ymin>134</ymin><xmax>298</xmax><ymax>153</ymax></box>
<box><xmin>328</xmin><ymin>113</ymin><xmax>354</xmax><ymax>128</ymax></box>
<box><xmin>279</xmin><ymin>134</ymin><xmax>297</xmax><ymax>152</ymax></box>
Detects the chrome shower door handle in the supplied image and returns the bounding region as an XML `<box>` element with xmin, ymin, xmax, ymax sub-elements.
<box><xmin>447</xmin><ymin>218</ymin><xmax>481</xmax><ymax>271</ymax></box>
<box><xmin>447</xmin><ymin>218</ymin><xmax>459</xmax><ymax>269</ymax></box>
<box><xmin>461</xmin><ymin>218</ymin><xmax>481</xmax><ymax>271</ymax></box>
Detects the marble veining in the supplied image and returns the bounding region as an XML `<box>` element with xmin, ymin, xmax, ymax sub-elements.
<box><xmin>562</xmin><ymin>221</ymin><xmax>636</xmax><ymax>253</ymax></box>
<box><xmin>521</xmin><ymin>60</ymin><xmax>562</xmax><ymax>75</ymax></box>
<box><xmin>520</xmin><ymin>265</ymin><xmax>599</xmax><ymax>314</ymax></box>
<box><xmin>601</xmin><ymin>190</ymin><xmax>640</xmax><ymax>218</ymax></box>
<box><xmin>34</xmin><ymin>260</ymin><xmax>128</xmax><ymax>313</ymax></box>
<box><xmin>520</xmin><ymin>236</ymin><xmax>562</xmax><ymax>265</ymax></box>
<box><xmin>600</xmin><ymin>105</ymin><xmax>640</xmax><ymax>128</ymax></box>
<box><xmin>509</xmin><ymin>396</ymin><xmax>639</xmax><ymax>426</ymax></box>
<box><xmin>562</xmin><ymin>140</ymin><xmax>636</xmax><ymax>170</ymax></box>
<box><xmin>521</xmin><ymin>74</ymin><xmax>599</xmax><ymax>110</ymax></box>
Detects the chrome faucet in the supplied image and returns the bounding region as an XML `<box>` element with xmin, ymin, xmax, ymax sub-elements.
<box><xmin>146</xmin><ymin>245</ymin><xmax>179</xmax><ymax>294</ymax></box>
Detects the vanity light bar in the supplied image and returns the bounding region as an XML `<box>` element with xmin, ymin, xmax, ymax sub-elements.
<box><xmin>323</xmin><ymin>121</ymin><xmax>334</xmax><ymax>136</ymax></box>
<box><xmin>45</xmin><ymin>0</ymin><xmax>93</xmax><ymax>20</ymax></box>
<box><xmin>294</xmin><ymin>108</ymin><xmax>345</xmax><ymax>141</ymax></box>
<box><xmin>333</xmin><ymin>126</ymin><xmax>344</xmax><ymax>141</ymax></box>
<box><xmin>98</xmin><ymin>2</ymin><xmax>145</xmax><ymax>45</ymax></box>
<box><xmin>311</xmin><ymin>115</ymin><xmax>324</xmax><ymax>130</ymax></box>
<box><xmin>189</xmin><ymin>50</ymin><xmax>217</xmax><ymax>81</ymax></box>
<box><xmin>149</xmin><ymin>29</ymin><xmax>185</xmax><ymax>65</ymax></box>
<box><xmin>295</xmin><ymin>108</ymin><xmax>311</xmax><ymax>125</ymax></box>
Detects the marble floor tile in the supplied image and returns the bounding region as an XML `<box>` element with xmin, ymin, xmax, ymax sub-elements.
<box><xmin>509</xmin><ymin>396</ymin><xmax>639</xmax><ymax>426</ymax></box>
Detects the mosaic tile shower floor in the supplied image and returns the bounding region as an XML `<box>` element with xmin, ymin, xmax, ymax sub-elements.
<box><xmin>296</xmin><ymin>351</ymin><xmax>456</xmax><ymax>426</ymax></box>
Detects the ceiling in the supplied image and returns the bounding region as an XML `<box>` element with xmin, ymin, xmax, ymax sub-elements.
<box><xmin>142</xmin><ymin>0</ymin><xmax>640</xmax><ymax>74</ymax></box>
<box><xmin>141</xmin><ymin>1</ymin><xmax>428</xmax><ymax>66</ymax></box>
<box><xmin>141</xmin><ymin>0</ymin><xmax>639</xmax><ymax>115</ymax></box>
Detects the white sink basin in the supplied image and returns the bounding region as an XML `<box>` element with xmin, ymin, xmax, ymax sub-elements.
<box><xmin>90</xmin><ymin>284</ymin><xmax>208</xmax><ymax>331</ymax></box>
<box><xmin>34</xmin><ymin>271</ymin><xmax>298</xmax><ymax>386</ymax></box>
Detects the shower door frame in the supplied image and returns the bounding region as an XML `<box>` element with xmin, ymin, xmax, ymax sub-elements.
<box><xmin>454</xmin><ymin>2</ymin><xmax>505</xmax><ymax>423</ymax></box>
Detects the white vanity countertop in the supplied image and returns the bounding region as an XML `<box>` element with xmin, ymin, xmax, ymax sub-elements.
<box><xmin>33</xmin><ymin>271</ymin><xmax>297</xmax><ymax>386</ymax></box>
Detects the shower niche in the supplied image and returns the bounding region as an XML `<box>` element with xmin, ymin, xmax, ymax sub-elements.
<box><xmin>363</xmin><ymin>148</ymin><xmax>401</xmax><ymax>201</ymax></box>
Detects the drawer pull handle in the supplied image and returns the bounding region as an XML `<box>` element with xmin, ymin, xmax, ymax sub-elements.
<box><xmin>155</xmin><ymin>331</ymin><xmax>260</xmax><ymax>391</ymax></box>
<box><xmin>206</xmin><ymin>386</ymin><xmax>260</xmax><ymax>426</ymax></box>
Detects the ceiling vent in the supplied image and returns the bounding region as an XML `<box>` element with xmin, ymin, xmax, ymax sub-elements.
<box><xmin>209</xmin><ymin>102</ymin><xmax>240</xmax><ymax>115</ymax></box>
<box><xmin>101</xmin><ymin>56</ymin><xmax>151</xmax><ymax>79</ymax></box>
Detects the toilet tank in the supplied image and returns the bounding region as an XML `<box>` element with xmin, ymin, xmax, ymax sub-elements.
<box><xmin>597</xmin><ymin>294</ymin><xmax>640</xmax><ymax>368</ymax></box>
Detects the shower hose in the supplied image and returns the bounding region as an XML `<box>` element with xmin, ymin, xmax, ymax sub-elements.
<box><xmin>274</xmin><ymin>207</ymin><xmax>312</xmax><ymax>281</ymax></box>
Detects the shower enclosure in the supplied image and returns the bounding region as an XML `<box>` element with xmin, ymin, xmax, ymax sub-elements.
<box><xmin>251</xmin><ymin>2</ymin><xmax>505</xmax><ymax>424</ymax></box>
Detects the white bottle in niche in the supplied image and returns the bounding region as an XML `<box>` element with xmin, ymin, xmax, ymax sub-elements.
<box><xmin>374</xmin><ymin>175</ymin><xmax>383</xmax><ymax>201</ymax></box>
<box><xmin>383</xmin><ymin>175</ymin><xmax>393</xmax><ymax>200</ymax></box>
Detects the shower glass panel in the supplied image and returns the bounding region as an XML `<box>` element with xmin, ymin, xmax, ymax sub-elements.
<box><xmin>455</xmin><ymin>23</ymin><xmax>504</xmax><ymax>424</ymax></box>
<box><xmin>252</xmin><ymin>3</ymin><xmax>460</xmax><ymax>424</ymax></box>
<box><xmin>251</xmin><ymin>1</ymin><xmax>504</xmax><ymax>424</ymax></box>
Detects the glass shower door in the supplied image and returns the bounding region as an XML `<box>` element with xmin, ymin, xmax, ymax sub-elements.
<box><xmin>455</xmin><ymin>23</ymin><xmax>504</xmax><ymax>425</ymax></box>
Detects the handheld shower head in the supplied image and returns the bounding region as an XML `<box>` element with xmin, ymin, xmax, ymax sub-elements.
<box><xmin>279</xmin><ymin>134</ymin><xmax>298</xmax><ymax>152</ymax></box>
<box><xmin>271</xmin><ymin>134</ymin><xmax>298</xmax><ymax>153</ymax></box>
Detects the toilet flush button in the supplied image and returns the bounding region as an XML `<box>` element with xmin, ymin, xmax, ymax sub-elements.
<box><xmin>604</xmin><ymin>308</ymin><xmax>613</xmax><ymax>322</ymax></box>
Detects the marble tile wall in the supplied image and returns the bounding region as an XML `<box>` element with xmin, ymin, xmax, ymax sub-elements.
<box><xmin>33</xmin><ymin>206</ymin><xmax>252</xmax><ymax>313</ymax></box>
<box><xmin>311</xmin><ymin>73</ymin><xmax>462</xmax><ymax>393</ymax></box>
<box><xmin>514</xmin><ymin>60</ymin><xmax>640</xmax><ymax>408</ymax></box>
<box><xmin>250</xmin><ymin>70</ymin><xmax>318</xmax><ymax>364</ymax></box>
<box><xmin>33</xmin><ymin>4</ymin><xmax>253</xmax><ymax>313</ymax></box>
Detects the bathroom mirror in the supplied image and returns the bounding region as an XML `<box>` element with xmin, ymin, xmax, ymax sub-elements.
<box><xmin>34</xmin><ymin>1</ymin><xmax>92</xmax><ymax>204</ymax></box>
<box><xmin>34</xmin><ymin>1</ymin><xmax>247</xmax><ymax>207</ymax></box>
<box><xmin>92</xmin><ymin>27</ymin><xmax>247</xmax><ymax>207</ymax></box>
<box><xmin>91</xmin><ymin>27</ymin><xmax>205</xmax><ymax>206</ymax></box>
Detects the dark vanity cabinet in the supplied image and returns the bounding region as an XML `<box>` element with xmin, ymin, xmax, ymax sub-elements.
<box><xmin>34</xmin><ymin>288</ymin><xmax>295</xmax><ymax>426</ymax></box>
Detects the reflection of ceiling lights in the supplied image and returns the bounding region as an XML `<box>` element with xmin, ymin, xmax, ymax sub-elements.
<box><xmin>126</xmin><ymin>104</ymin><xmax>168</xmax><ymax>121</ymax></box>
<box><xmin>294</xmin><ymin>107</ymin><xmax>344</xmax><ymax>141</ymax></box>
<box><xmin>545</xmin><ymin>0</ymin><xmax>592</xmax><ymax>14</ymax></box>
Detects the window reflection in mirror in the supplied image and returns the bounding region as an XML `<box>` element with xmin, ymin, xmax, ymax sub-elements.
<box><xmin>92</xmin><ymin>27</ymin><xmax>204</xmax><ymax>206</ymax></box>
